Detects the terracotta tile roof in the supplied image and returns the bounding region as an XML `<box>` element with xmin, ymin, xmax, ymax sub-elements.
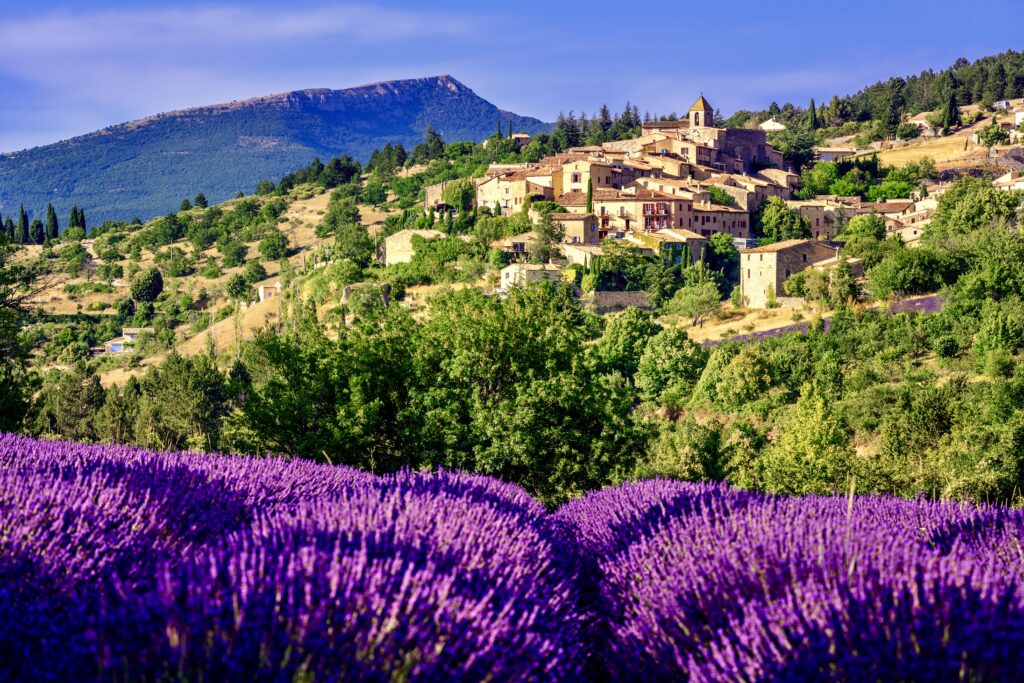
<box><xmin>740</xmin><ymin>239</ymin><xmax>837</xmax><ymax>254</ymax></box>
<box><xmin>694</xmin><ymin>202</ymin><xmax>746</xmax><ymax>213</ymax></box>
<box><xmin>557</xmin><ymin>192</ymin><xmax>588</xmax><ymax>207</ymax></box>
<box><xmin>549</xmin><ymin>212</ymin><xmax>593</xmax><ymax>221</ymax></box>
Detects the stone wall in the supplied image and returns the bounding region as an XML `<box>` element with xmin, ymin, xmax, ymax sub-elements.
<box><xmin>581</xmin><ymin>290</ymin><xmax>651</xmax><ymax>314</ymax></box>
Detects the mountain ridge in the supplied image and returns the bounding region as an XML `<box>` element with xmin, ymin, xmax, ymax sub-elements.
<box><xmin>0</xmin><ymin>75</ymin><xmax>550</xmax><ymax>223</ymax></box>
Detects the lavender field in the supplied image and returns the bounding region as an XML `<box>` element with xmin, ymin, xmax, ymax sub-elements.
<box><xmin>3</xmin><ymin>433</ymin><xmax>1024</xmax><ymax>682</ymax></box>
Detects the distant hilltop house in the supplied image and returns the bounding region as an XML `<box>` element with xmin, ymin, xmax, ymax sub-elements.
<box><xmin>92</xmin><ymin>327</ymin><xmax>154</xmax><ymax>355</ymax></box>
<box><xmin>994</xmin><ymin>171</ymin><xmax>1024</xmax><ymax>192</ymax></box>
<box><xmin>813</xmin><ymin>147</ymin><xmax>857</xmax><ymax>163</ymax></box>
<box><xmin>740</xmin><ymin>239</ymin><xmax>841</xmax><ymax>309</ymax></box>
<box><xmin>908</xmin><ymin>111</ymin><xmax>935</xmax><ymax>135</ymax></box>
<box><xmin>759</xmin><ymin>117</ymin><xmax>787</xmax><ymax>132</ymax></box>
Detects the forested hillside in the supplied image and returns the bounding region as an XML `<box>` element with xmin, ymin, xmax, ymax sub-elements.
<box><xmin>726</xmin><ymin>50</ymin><xmax>1024</xmax><ymax>141</ymax></box>
<box><xmin>0</xmin><ymin>75</ymin><xmax>550</xmax><ymax>224</ymax></box>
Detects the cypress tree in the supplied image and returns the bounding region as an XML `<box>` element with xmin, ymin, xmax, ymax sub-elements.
<box><xmin>508</xmin><ymin>120</ymin><xmax>512</xmax><ymax>138</ymax></box>
<box><xmin>943</xmin><ymin>91</ymin><xmax>961</xmax><ymax>130</ymax></box>
<box><xmin>45</xmin><ymin>203</ymin><xmax>59</xmax><ymax>240</ymax></box>
<box><xmin>77</xmin><ymin>207</ymin><xmax>86</xmax><ymax>233</ymax></box>
<box><xmin>29</xmin><ymin>219</ymin><xmax>44</xmax><ymax>245</ymax></box>
<box><xmin>586</xmin><ymin>178</ymin><xmax>594</xmax><ymax>213</ymax></box>
<box><xmin>68</xmin><ymin>205</ymin><xmax>80</xmax><ymax>230</ymax></box>
<box><xmin>17</xmin><ymin>205</ymin><xmax>29</xmax><ymax>244</ymax></box>
<box><xmin>808</xmin><ymin>99</ymin><xmax>818</xmax><ymax>129</ymax></box>
<box><xmin>3</xmin><ymin>217</ymin><xmax>13</xmax><ymax>240</ymax></box>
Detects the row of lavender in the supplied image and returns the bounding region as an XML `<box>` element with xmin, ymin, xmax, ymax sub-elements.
<box><xmin>3</xmin><ymin>433</ymin><xmax>1024</xmax><ymax>681</ymax></box>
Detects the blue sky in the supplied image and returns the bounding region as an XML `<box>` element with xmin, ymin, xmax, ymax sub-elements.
<box><xmin>0</xmin><ymin>0</ymin><xmax>1022</xmax><ymax>152</ymax></box>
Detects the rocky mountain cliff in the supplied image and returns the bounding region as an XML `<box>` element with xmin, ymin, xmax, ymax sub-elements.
<box><xmin>0</xmin><ymin>75</ymin><xmax>550</xmax><ymax>224</ymax></box>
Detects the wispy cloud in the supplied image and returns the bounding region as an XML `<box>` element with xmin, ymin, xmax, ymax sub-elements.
<box><xmin>0</xmin><ymin>4</ymin><xmax>475</xmax><ymax>56</ymax></box>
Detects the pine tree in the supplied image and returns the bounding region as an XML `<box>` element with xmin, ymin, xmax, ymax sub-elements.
<box><xmin>194</xmin><ymin>193</ymin><xmax>208</xmax><ymax>208</ymax></box>
<box><xmin>17</xmin><ymin>205</ymin><xmax>29</xmax><ymax>244</ymax></box>
<box><xmin>45</xmin><ymin>204</ymin><xmax>59</xmax><ymax>241</ymax></box>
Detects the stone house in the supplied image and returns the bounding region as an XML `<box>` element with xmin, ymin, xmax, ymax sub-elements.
<box><xmin>813</xmin><ymin>147</ymin><xmax>857</xmax><ymax>163</ymax></box>
<box><xmin>489</xmin><ymin>231</ymin><xmax>538</xmax><ymax>258</ymax></box>
<box><xmin>550</xmin><ymin>213</ymin><xmax>600</xmax><ymax>245</ymax></box>
<box><xmin>560</xmin><ymin>243</ymin><xmax>606</xmax><ymax>269</ymax></box>
<box><xmin>759</xmin><ymin>117</ymin><xmax>787</xmax><ymax>132</ymax></box>
<box><xmin>740</xmin><ymin>239</ymin><xmax>839</xmax><ymax>308</ymax></box>
<box><xmin>381</xmin><ymin>229</ymin><xmax>446</xmax><ymax>266</ymax></box>
<box><xmin>475</xmin><ymin>169</ymin><xmax>554</xmax><ymax>213</ymax></box>
<box><xmin>626</xmin><ymin>228</ymin><xmax>707</xmax><ymax>266</ymax></box>
<box><xmin>257</xmin><ymin>281</ymin><xmax>282</xmax><ymax>302</ymax></box>
<box><xmin>786</xmin><ymin>199</ymin><xmax>838</xmax><ymax>239</ymax></box>
<box><xmin>499</xmin><ymin>263</ymin><xmax>563</xmax><ymax>291</ymax></box>
<box><xmin>692</xmin><ymin>201</ymin><xmax>751</xmax><ymax>238</ymax></box>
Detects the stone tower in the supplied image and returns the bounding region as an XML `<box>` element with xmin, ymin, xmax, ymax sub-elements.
<box><xmin>689</xmin><ymin>95</ymin><xmax>714</xmax><ymax>128</ymax></box>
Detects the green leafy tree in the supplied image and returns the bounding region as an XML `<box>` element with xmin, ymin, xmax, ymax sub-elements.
<box><xmin>258</xmin><ymin>229</ymin><xmax>289</xmax><ymax>261</ymax></box>
<box><xmin>179</xmin><ymin>199</ymin><xmax>192</xmax><ymax>211</ymax></box>
<box><xmin>130</xmin><ymin>267</ymin><xmax>164</xmax><ymax>303</ymax></box>
<box><xmin>758</xmin><ymin>388</ymin><xmax>855</xmax><ymax>495</ymax></box>
<box><xmin>333</xmin><ymin>223</ymin><xmax>374</xmax><ymax>268</ymax></box>
<box><xmin>0</xmin><ymin>233</ymin><xmax>38</xmax><ymax>430</ymax></box>
<box><xmin>715</xmin><ymin>345</ymin><xmax>773</xmax><ymax>408</ymax></box>
<box><xmin>225</xmin><ymin>273</ymin><xmax>252</xmax><ymax>302</ymax></box>
<box><xmin>243</xmin><ymin>260</ymin><xmax>267</xmax><ymax>285</ymax></box>
<box><xmin>441</xmin><ymin>178</ymin><xmax>475</xmax><ymax>213</ymax></box>
<box><xmin>592</xmin><ymin>306</ymin><xmax>662</xmax><ymax>378</ymax></box>
<box><xmin>755</xmin><ymin>197</ymin><xmax>812</xmax><ymax>243</ymax></box>
<box><xmin>636</xmin><ymin>417</ymin><xmax>727</xmax><ymax>482</ymax></box>
<box><xmin>218</xmin><ymin>237</ymin><xmax>248</xmax><ymax>268</ymax></box>
<box><xmin>978</xmin><ymin>116</ymin><xmax>1010</xmax><ymax>148</ymax></box>
<box><xmin>194</xmin><ymin>192</ymin><xmax>208</xmax><ymax>208</ymax></box>
<box><xmin>843</xmin><ymin>213</ymin><xmax>886</xmax><ymax>241</ymax></box>
<box><xmin>768</xmin><ymin>124</ymin><xmax>817</xmax><ymax>173</ymax></box>
<box><xmin>635</xmin><ymin>328</ymin><xmax>709</xmax><ymax>408</ymax></box>
<box><xmin>665</xmin><ymin>281</ymin><xmax>721</xmax><ymax>327</ymax></box>
<box><xmin>98</xmin><ymin>262</ymin><xmax>123</xmax><ymax>284</ymax></box>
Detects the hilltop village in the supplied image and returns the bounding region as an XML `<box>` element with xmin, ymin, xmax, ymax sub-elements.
<box><xmin>406</xmin><ymin>96</ymin><xmax>943</xmax><ymax>310</ymax></box>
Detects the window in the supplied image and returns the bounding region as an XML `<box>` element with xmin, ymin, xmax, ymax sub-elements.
<box><xmin>571</xmin><ymin>172</ymin><xmax>581</xmax><ymax>183</ymax></box>
<box><xmin>785</xmin><ymin>269</ymin><xmax>791</xmax><ymax>277</ymax></box>
<box><xmin>802</xmin><ymin>254</ymin><xmax>807</xmax><ymax>262</ymax></box>
<box><xmin>747</xmin><ymin>269</ymin><xmax>751</xmax><ymax>278</ymax></box>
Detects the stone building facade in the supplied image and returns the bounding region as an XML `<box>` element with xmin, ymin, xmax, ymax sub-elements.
<box><xmin>740</xmin><ymin>239</ymin><xmax>839</xmax><ymax>308</ymax></box>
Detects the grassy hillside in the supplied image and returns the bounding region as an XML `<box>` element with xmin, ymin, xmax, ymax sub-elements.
<box><xmin>0</xmin><ymin>75</ymin><xmax>550</xmax><ymax>224</ymax></box>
